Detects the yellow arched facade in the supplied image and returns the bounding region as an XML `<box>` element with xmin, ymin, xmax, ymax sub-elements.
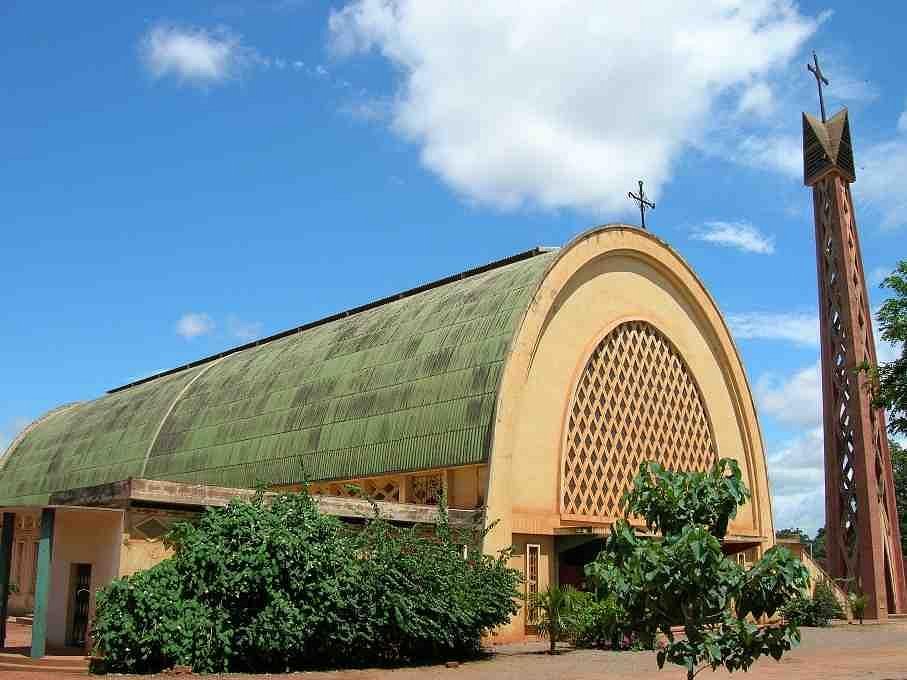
<box><xmin>485</xmin><ymin>226</ymin><xmax>773</xmax><ymax>641</ymax></box>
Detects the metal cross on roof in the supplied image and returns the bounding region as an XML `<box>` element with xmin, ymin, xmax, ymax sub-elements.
<box><xmin>628</xmin><ymin>180</ymin><xmax>655</xmax><ymax>230</ymax></box>
<box><xmin>807</xmin><ymin>51</ymin><xmax>829</xmax><ymax>123</ymax></box>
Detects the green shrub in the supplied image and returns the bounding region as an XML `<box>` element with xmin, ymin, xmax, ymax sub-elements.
<box><xmin>849</xmin><ymin>591</ymin><xmax>868</xmax><ymax>624</ymax></box>
<box><xmin>781</xmin><ymin>580</ymin><xmax>844</xmax><ymax>627</ymax></box>
<box><xmin>812</xmin><ymin>580</ymin><xmax>845</xmax><ymax>621</ymax></box>
<box><xmin>93</xmin><ymin>492</ymin><xmax>521</xmax><ymax>674</ymax></box>
<box><xmin>781</xmin><ymin>595</ymin><xmax>825</xmax><ymax>627</ymax></box>
<box><xmin>572</xmin><ymin>593</ymin><xmax>633</xmax><ymax>650</ymax></box>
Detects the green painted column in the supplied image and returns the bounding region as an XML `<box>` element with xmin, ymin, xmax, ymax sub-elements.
<box><xmin>0</xmin><ymin>512</ymin><xmax>15</xmax><ymax>649</ymax></box>
<box><xmin>30</xmin><ymin>508</ymin><xmax>54</xmax><ymax>659</ymax></box>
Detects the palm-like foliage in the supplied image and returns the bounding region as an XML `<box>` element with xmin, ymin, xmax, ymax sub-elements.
<box><xmin>530</xmin><ymin>584</ymin><xmax>580</xmax><ymax>653</ymax></box>
<box><xmin>849</xmin><ymin>592</ymin><xmax>869</xmax><ymax>624</ymax></box>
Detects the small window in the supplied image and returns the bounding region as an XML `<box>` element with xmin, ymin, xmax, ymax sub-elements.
<box><xmin>526</xmin><ymin>544</ymin><xmax>541</xmax><ymax>625</ymax></box>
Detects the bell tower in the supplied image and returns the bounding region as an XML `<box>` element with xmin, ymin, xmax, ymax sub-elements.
<box><xmin>803</xmin><ymin>81</ymin><xmax>907</xmax><ymax>617</ymax></box>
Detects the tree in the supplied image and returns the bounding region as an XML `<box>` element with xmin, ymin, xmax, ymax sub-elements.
<box><xmin>890</xmin><ymin>438</ymin><xmax>907</xmax><ymax>557</ymax></box>
<box><xmin>872</xmin><ymin>262</ymin><xmax>907</xmax><ymax>437</ymax></box>
<box><xmin>811</xmin><ymin>527</ymin><xmax>827</xmax><ymax>562</ymax></box>
<box><xmin>530</xmin><ymin>584</ymin><xmax>580</xmax><ymax>654</ymax></box>
<box><xmin>586</xmin><ymin>459</ymin><xmax>809</xmax><ymax>680</ymax></box>
<box><xmin>863</xmin><ymin>261</ymin><xmax>907</xmax><ymax>558</ymax></box>
<box><xmin>775</xmin><ymin>528</ymin><xmax>810</xmax><ymax>545</ymax></box>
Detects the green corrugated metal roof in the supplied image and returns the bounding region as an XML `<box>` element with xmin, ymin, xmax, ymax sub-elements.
<box><xmin>0</xmin><ymin>249</ymin><xmax>557</xmax><ymax>506</ymax></box>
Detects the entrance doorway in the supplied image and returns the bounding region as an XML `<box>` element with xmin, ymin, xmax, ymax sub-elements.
<box><xmin>65</xmin><ymin>564</ymin><xmax>91</xmax><ymax>648</ymax></box>
<box><xmin>557</xmin><ymin>536</ymin><xmax>604</xmax><ymax>590</ymax></box>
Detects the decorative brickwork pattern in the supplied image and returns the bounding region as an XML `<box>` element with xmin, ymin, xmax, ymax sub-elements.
<box><xmin>812</xmin><ymin>173</ymin><xmax>906</xmax><ymax>615</ymax></box>
<box><xmin>561</xmin><ymin>321</ymin><xmax>716</xmax><ymax>521</ymax></box>
<box><xmin>411</xmin><ymin>474</ymin><xmax>444</xmax><ymax>505</ymax></box>
<box><xmin>309</xmin><ymin>476</ymin><xmax>401</xmax><ymax>503</ymax></box>
<box><xmin>134</xmin><ymin>517</ymin><xmax>170</xmax><ymax>541</ymax></box>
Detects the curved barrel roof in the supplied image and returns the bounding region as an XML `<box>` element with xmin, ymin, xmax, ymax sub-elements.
<box><xmin>0</xmin><ymin>249</ymin><xmax>557</xmax><ymax>506</ymax></box>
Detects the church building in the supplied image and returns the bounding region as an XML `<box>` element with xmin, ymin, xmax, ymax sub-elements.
<box><xmin>0</xmin><ymin>225</ymin><xmax>774</xmax><ymax>653</ymax></box>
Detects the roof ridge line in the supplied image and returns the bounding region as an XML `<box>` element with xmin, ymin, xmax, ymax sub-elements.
<box><xmin>108</xmin><ymin>246</ymin><xmax>556</xmax><ymax>395</ymax></box>
<box><xmin>139</xmin><ymin>355</ymin><xmax>227</xmax><ymax>477</ymax></box>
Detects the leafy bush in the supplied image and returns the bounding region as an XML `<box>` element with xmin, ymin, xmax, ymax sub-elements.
<box><xmin>813</xmin><ymin>580</ymin><xmax>845</xmax><ymax>621</ymax></box>
<box><xmin>781</xmin><ymin>580</ymin><xmax>844</xmax><ymax>627</ymax></box>
<box><xmin>93</xmin><ymin>492</ymin><xmax>521</xmax><ymax>674</ymax></box>
<box><xmin>781</xmin><ymin>595</ymin><xmax>826</xmax><ymax>627</ymax></box>
<box><xmin>572</xmin><ymin>592</ymin><xmax>634</xmax><ymax>650</ymax></box>
<box><xmin>586</xmin><ymin>460</ymin><xmax>810</xmax><ymax>680</ymax></box>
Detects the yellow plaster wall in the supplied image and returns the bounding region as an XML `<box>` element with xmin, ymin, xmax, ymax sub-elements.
<box><xmin>118</xmin><ymin>508</ymin><xmax>198</xmax><ymax>577</ymax></box>
<box><xmin>46</xmin><ymin>508</ymin><xmax>124</xmax><ymax>648</ymax></box>
<box><xmin>449</xmin><ymin>466</ymin><xmax>486</xmax><ymax>509</ymax></box>
<box><xmin>493</xmin><ymin>534</ymin><xmax>555</xmax><ymax>644</ymax></box>
<box><xmin>484</xmin><ymin>226</ymin><xmax>774</xmax><ymax>641</ymax></box>
<box><xmin>119</xmin><ymin>537</ymin><xmax>174</xmax><ymax>578</ymax></box>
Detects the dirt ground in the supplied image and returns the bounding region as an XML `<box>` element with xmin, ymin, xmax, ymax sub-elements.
<box><xmin>6</xmin><ymin>621</ymin><xmax>907</xmax><ymax>680</ymax></box>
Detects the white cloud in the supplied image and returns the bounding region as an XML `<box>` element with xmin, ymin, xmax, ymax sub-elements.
<box><xmin>176</xmin><ymin>312</ymin><xmax>215</xmax><ymax>339</ymax></box>
<box><xmin>329</xmin><ymin>1</ymin><xmax>818</xmax><ymax>214</ymax></box>
<box><xmin>727</xmin><ymin>311</ymin><xmax>818</xmax><ymax>346</ymax></box>
<box><xmin>859</xmin><ymin>136</ymin><xmax>907</xmax><ymax>230</ymax></box>
<box><xmin>691</xmin><ymin>221</ymin><xmax>775</xmax><ymax>254</ymax></box>
<box><xmin>898</xmin><ymin>109</ymin><xmax>907</xmax><ymax>135</ymax></box>
<box><xmin>730</xmin><ymin>134</ymin><xmax>802</xmax><ymax>178</ymax></box>
<box><xmin>756</xmin><ymin>361</ymin><xmax>821</xmax><ymax>429</ymax></box>
<box><xmin>228</xmin><ymin>316</ymin><xmax>264</xmax><ymax>341</ymax></box>
<box><xmin>766</xmin><ymin>427</ymin><xmax>825</xmax><ymax>534</ymax></box>
<box><xmin>737</xmin><ymin>82</ymin><xmax>775</xmax><ymax>118</ymax></box>
<box><xmin>140</xmin><ymin>24</ymin><xmax>250</xmax><ymax>85</ymax></box>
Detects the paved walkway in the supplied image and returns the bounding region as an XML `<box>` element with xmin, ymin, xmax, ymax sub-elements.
<box><xmin>3</xmin><ymin>621</ymin><xmax>906</xmax><ymax>679</ymax></box>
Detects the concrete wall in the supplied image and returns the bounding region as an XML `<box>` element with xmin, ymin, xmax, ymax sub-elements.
<box><xmin>46</xmin><ymin>508</ymin><xmax>123</xmax><ymax>648</ymax></box>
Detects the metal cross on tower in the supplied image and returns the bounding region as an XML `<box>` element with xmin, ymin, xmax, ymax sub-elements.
<box><xmin>628</xmin><ymin>180</ymin><xmax>655</xmax><ymax>230</ymax></box>
<box><xmin>807</xmin><ymin>51</ymin><xmax>829</xmax><ymax>122</ymax></box>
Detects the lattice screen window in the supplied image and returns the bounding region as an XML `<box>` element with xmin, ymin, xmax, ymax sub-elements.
<box><xmin>525</xmin><ymin>544</ymin><xmax>540</xmax><ymax>625</ymax></box>
<box><xmin>561</xmin><ymin>321</ymin><xmax>717</xmax><ymax>520</ymax></box>
<box><xmin>411</xmin><ymin>474</ymin><xmax>444</xmax><ymax>505</ymax></box>
<box><xmin>309</xmin><ymin>476</ymin><xmax>401</xmax><ymax>503</ymax></box>
<box><xmin>135</xmin><ymin>517</ymin><xmax>170</xmax><ymax>541</ymax></box>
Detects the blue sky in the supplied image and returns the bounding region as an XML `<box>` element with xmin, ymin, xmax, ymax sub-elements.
<box><xmin>3</xmin><ymin>1</ymin><xmax>906</xmax><ymax>534</ymax></box>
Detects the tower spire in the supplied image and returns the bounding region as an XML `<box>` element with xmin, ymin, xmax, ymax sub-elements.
<box><xmin>803</xmin><ymin>73</ymin><xmax>907</xmax><ymax>619</ymax></box>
